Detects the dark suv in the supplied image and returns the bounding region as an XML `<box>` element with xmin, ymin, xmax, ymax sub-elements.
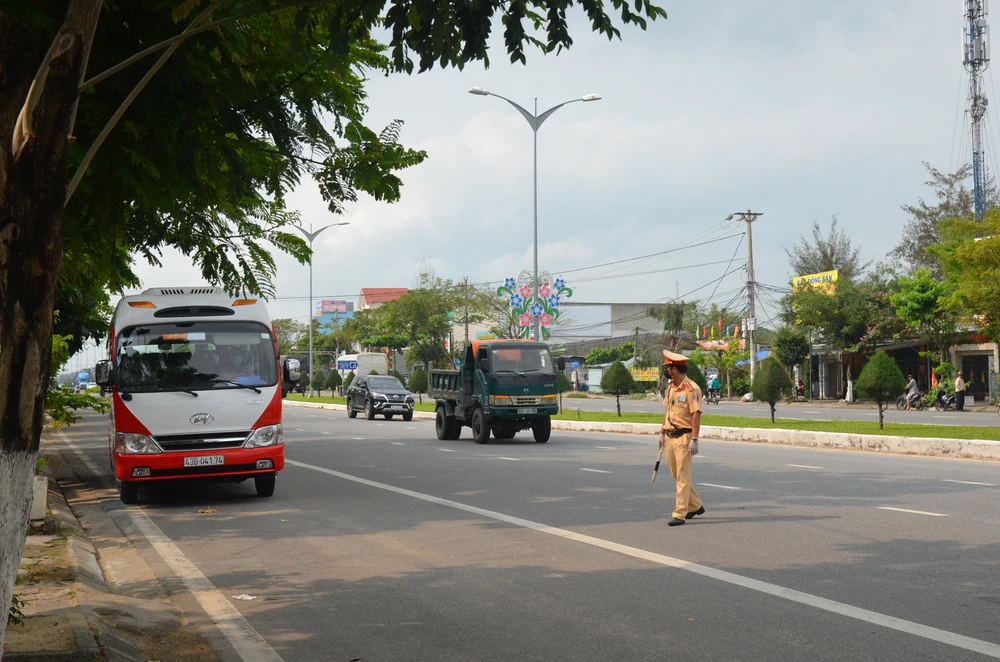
<box><xmin>347</xmin><ymin>375</ymin><xmax>415</xmax><ymax>421</ymax></box>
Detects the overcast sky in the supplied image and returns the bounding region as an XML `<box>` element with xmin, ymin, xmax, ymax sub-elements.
<box><xmin>117</xmin><ymin>0</ymin><xmax>987</xmax><ymax>344</ymax></box>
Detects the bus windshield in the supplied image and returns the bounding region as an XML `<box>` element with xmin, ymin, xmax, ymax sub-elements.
<box><xmin>116</xmin><ymin>321</ymin><xmax>277</xmax><ymax>393</ymax></box>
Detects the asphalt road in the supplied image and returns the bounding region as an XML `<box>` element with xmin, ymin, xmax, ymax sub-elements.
<box><xmin>567</xmin><ymin>394</ymin><xmax>1000</xmax><ymax>426</ymax></box>
<box><xmin>59</xmin><ymin>408</ymin><xmax>1000</xmax><ymax>661</ymax></box>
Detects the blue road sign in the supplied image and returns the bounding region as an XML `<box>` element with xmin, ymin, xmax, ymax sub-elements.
<box><xmin>570</xmin><ymin>361</ymin><xmax>580</xmax><ymax>369</ymax></box>
<box><xmin>337</xmin><ymin>360</ymin><xmax>359</xmax><ymax>371</ymax></box>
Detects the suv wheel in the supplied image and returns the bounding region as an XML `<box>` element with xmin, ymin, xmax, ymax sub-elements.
<box><xmin>364</xmin><ymin>399</ymin><xmax>375</xmax><ymax>420</ymax></box>
<box><xmin>347</xmin><ymin>395</ymin><xmax>357</xmax><ymax>418</ymax></box>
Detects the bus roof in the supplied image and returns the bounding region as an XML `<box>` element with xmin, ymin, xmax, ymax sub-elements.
<box><xmin>113</xmin><ymin>287</ymin><xmax>272</xmax><ymax>330</ymax></box>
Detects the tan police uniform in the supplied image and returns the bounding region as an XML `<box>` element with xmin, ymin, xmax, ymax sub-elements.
<box><xmin>662</xmin><ymin>356</ymin><xmax>703</xmax><ymax>521</ymax></box>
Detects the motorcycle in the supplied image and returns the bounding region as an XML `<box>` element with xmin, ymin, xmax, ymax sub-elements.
<box><xmin>706</xmin><ymin>388</ymin><xmax>721</xmax><ymax>405</ymax></box>
<box><xmin>895</xmin><ymin>391</ymin><xmax>926</xmax><ymax>411</ymax></box>
<box><xmin>933</xmin><ymin>388</ymin><xmax>956</xmax><ymax>412</ymax></box>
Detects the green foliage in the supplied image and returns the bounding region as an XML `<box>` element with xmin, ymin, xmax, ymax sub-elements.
<box><xmin>407</xmin><ymin>367</ymin><xmax>427</xmax><ymax>393</ymax></box>
<box><xmin>773</xmin><ymin>327</ymin><xmax>810</xmax><ymax>369</ymax></box>
<box><xmin>936</xmin><ymin>209</ymin><xmax>1000</xmax><ymax>341</ymax></box>
<box><xmin>685</xmin><ymin>364</ymin><xmax>707</xmax><ymax>393</ymax></box>
<box><xmin>600</xmin><ymin>360</ymin><xmax>634</xmax><ymax>417</ymax></box>
<box><xmin>585</xmin><ymin>343</ymin><xmax>634</xmax><ymax>366</ymax></box>
<box><xmin>731</xmin><ymin>376</ymin><xmax>751</xmax><ymax>396</ymax></box>
<box><xmin>558</xmin><ymin>372</ymin><xmax>573</xmax><ymax>394</ymax></box>
<box><xmin>752</xmin><ymin>358</ymin><xmax>793</xmax><ymax>422</ymax></box>
<box><xmin>785</xmin><ymin>216</ymin><xmax>871</xmax><ymax>281</ymax></box>
<box><xmin>272</xmin><ymin>319</ymin><xmax>307</xmax><ymax>355</ymax></box>
<box><xmin>344</xmin><ymin>371</ymin><xmax>356</xmax><ymax>390</ymax></box>
<box><xmin>890</xmin><ymin>268</ymin><xmax>956</xmax><ymax>362</ymax></box>
<box><xmin>358</xmin><ymin>332</ymin><xmax>410</xmax><ymax>352</ymax></box>
<box><xmin>855</xmin><ymin>351</ymin><xmax>908</xmax><ymax>429</ymax></box>
<box><xmin>312</xmin><ymin>371</ymin><xmax>327</xmax><ymax>395</ymax></box>
<box><xmin>389</xmin><ymin>370</ymin><xmax>406</xmax><ymax>383</ymax></box>
<box><xmin>8</xmin><ymin>594</ymin><xmax>26</xmax><ymax>627</ymax></box>
<box><xmin>323</xmin><ymin>370</ymin><xmax>342</xmax><ymax>391</ymax></box>
<box><xmin>381</xmin><ymin>275</ymin><xmax>461</xmax><ymax>372</ymax></box>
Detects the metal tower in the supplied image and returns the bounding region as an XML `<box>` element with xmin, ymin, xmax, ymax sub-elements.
<box><xmin>965</xmin><ymin>0</ymin><xmax>991</xmax><ymax>221</ymax></box>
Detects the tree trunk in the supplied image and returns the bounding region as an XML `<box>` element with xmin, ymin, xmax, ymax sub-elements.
<box><xmin>616</xmin><ymin>393</ymin><xmax>621</xmax><ymax>417</ymax></box>
<box><xmin>878</xmin><ymin>405</ymin><xmax>884</xmax><ymax>430</ymax></box>
<box><xmin>0</xmin><ymin>2</ymin><xmax>101</xmax><ymax>650</ymax></box>
<box><xmin>770</xmin><ymin>404</ymin><xmax>775</xmax><ymax>423</ymax></box>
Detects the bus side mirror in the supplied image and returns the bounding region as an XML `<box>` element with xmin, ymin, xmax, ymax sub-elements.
<box><xmin>557</xmin><ymin>357</ymin><xmax>566</xmax><ymax>371</ymax></box>
<box><xmin>478</xmin><ymin>358</ymin><xmax>490</xmax><ymax>373</ymax></box>
<box><xmin>284</xmin><ymin>359</ymin><xmax>301</xmax><ymax>383</ymax></box>
<box><xmin>95</xmin><ymin>360</ymin><xmax>113</xmax><ymax>387</ymax></box>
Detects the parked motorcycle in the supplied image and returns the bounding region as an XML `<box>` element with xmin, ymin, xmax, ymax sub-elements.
<box><xmin>933</xmin><ymin>388</ymin><xmax>956</xmax><ymax>412</ymax></box>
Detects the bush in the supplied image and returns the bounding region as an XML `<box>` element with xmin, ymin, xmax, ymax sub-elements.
<box><xmin>390</xmin><ymin>369</ymin><xmax>406</xmax><ymax>384</ymax></box>
<box><xmin>407</xmin><ymin>367</ymin><xmax>427</xmax><ymax>393</ymax></box>
<box><xmin>686</xmin><ymin>363</ymin><xmax>707</xmax><ymax>393</ymax></box>
<box><xmin>855</xmin><ymin>350</ymin><xmax>908</xmax><ymax>429</ymax></box>
<box><xmin>600</xmin><ymin>360</ymin><xmax>634</xmax><ymax>417</ymax></box>
<box><xmin>753</xmin><ymin>357</ymin><xmax>793</xmax><ymax>422</ymax></box>
<box><xmin>731</xmin><ymin>376</ymin><xmax>751</xmax><ymax>396</ymax></box>
<box><xmin>344</xmin><ymin>371</ymin><xmax>356</xmax><ymax>390</ymax></box>
<box><xmin>311</xmin><ymin>371</ymin><xmax>326</xmax><ymax>396</ymax></box>
<box><xmin>324</xmin><ymin>370</ymin><xmax>342</xmax><ymax>393</ymax></box>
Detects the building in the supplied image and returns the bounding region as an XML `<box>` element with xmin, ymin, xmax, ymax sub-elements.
<box><xmin>358</xmin><ymin>288</ymin><xmax>408</xmax><ymax>310</ymax></box>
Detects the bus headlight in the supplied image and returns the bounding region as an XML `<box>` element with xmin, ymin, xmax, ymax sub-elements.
<box><xmin>245</xmin><ymin>424</ymin><xmax>283</xmax><ymax>448</ymax></box>
<box><xmin>116</xmin><ymin>433</ymin><xmax>162</xmax><ymax>454</ymax></box>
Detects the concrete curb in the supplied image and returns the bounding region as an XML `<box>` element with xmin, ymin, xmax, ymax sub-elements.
<box><xmin>284</xmin><ymin>400</ymin><xmax>1000</xmax><ymax>461</ymax></box>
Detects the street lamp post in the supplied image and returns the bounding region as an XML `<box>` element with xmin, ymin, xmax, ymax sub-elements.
<box><xmin>292</xmin><ymin>221</ymin><xmax>349</xmax><ymax>397</ymax></box>
<box><xmin>468</xmin><ymin>87</ymin><xmax>601</xmax><ymax>341</ymax></box>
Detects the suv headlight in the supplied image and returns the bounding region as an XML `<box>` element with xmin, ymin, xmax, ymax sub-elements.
<box><xmin>116</xmin><ymin>433</ymin><xmax>162</xmax><ymax>454</ymax></box>
<box><xmin>245</xmin><ymin>424</ymin><xmax>284</xmax><ymax>448</ymax></box>
<box><xmin>371</xmin><ymin>392</ymin><xmax>386</xmax><ymax>399</ymax></box>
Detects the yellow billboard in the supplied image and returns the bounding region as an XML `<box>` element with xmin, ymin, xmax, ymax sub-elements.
<box><xmin>630</xmin><ymin>368</ymin><xmax>660</xmax><ymax>382</ymax></box>
<box><xmin>792</xmin><ymin>269</ymin><xmax>838</xmax><ymax>292</ymax></box>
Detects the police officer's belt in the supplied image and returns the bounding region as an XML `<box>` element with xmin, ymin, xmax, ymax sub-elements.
<box><xmin>665</xmin><ymin>427</ymin><xmax>692</xmax><ymax>438</ymax></box>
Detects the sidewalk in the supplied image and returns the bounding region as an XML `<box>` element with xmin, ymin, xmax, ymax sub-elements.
<box><xmin>3</xmin><ymin>432</ymin><xmax>220</xmax><ymax>661</ymax></box>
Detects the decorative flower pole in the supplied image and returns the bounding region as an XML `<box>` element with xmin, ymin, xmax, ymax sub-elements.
<box><xmin>496</xmin><ymin>271</ymin><xmax>572</xmax><ymax>340</ymax></box>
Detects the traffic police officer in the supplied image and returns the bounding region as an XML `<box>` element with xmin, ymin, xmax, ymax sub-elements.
<box><xmin>659</xmin><ymin>350</ymin><xmax>705</xmax><ymax>526</ymax></box>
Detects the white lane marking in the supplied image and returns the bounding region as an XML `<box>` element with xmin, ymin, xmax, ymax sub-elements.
<box><xmin>391</xmin><ymin>442</ymin><xmax>405</xmax><ymax>446</ymax></box>
<box><xmin>595</xmin><ymin>446</ymin><xmax>617</xmax><ymax>450</ymax></box>
<box><xmin>286</xmin><ymin>460</ymin><xmax>1000</xmax><ymax>660</ymax></box>
<box><xmin>786</xmin><ymin>464</ymin><xmax>823</xmax><ymax>470</ymax></box>
<box><xmin>579</xmin><ymin>468</ymin><xmax>611</xmax><ymax>474</ymax></box>
<box><xmin>321</xmin><ymin>431</ymin><xmax>333</xmax><ymax>435</ymax></box>
<box><xmin>405</xmin><ymin>426</ymin><xmax>416</xmax><ymax>430</ymax></box>
<box><xmin>878</xmin><ymin>507</ymin><xmax>949</xmax><ymax>517</ymax></box>
<box><xmin>61</xmin><ymin>436</ymin><xmax>284</xmax><ymax>662</ymax></box>
<box><xmin>698</xmin><ymin>483</ymin><xmax>742</xmax><ymax>490</ymax></box>
<box><xmin>295</xmin><ymin>427</ymin><xmax>307</xmax><ymax>431</ymax></box>
<box><xmin>352</xmin><ymin>437</ymin><xmax>364</xmax><ymax>441</ymax></box>
<box><xmin>804</xmin><ymin>411</ymin><xmax>821</xmax><ymax>414</ymax></box>
<box><xmin>436</xmin><ymin>448</ymin><xmax>457</xmax><ymax>453</ymax></box>
<box><xmin>497</xmin><ymin>457</ymin><xmax>521</xmax><ymax>462</ymax></box>
<box><xmin>942</xmin><ymin>479</ymin><xmax>996</xmax><ymax>486</ymax></box>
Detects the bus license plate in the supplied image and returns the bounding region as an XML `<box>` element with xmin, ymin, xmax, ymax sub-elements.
<box><xmin>184</xmin><ymin>455</ymin><xmax>224</xmax><ymax>467</ymax></box>
<box><xmin>517</xmin><ymin>408</ymin><xmax>538</xmax><ymax>414</ymax></box>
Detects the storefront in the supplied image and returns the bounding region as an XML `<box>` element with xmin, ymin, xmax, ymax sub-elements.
<box><xmin>950</xmin><ymin>342</ymin><xmax>999</xmax><ymax>402</ymax></box>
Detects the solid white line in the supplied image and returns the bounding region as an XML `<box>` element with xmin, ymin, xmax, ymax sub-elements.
<box><xmin>60</xmin><ymin>436</ymin><xmax>283</xmax><ymax>662</ymax></box>
<box><xmin>786</xmin><ymin>464</ymin><xmax>823</xmax><ymax>470</ymax></box>
<box><xmin>877</xmin><ymin>507</ymin><xmax>949</xmax><ymax>517</ymax></box>
<box><xmin>285</xmin><ymin>460</ymin><xmax>1000</xmax><ymax>660</ymax></box>
<box><xmin>698</xmin><ymin>483</ymin><xmax>742</xmax><ymax>490</ymax></box>
<box><xmin>497</xmin><ymin>457</ymin><xmax>521</xmax><ymax>462</ymax></box>
<box><xmin>436</xmin><ymin>448</ymin><xmax>457</xmax><ymax>453</ymax></box>
<box><xmin>942</xmin><ymin>479</ymin><xmax>996</xmax><ymax>486</ymax></box>
<box><xmin>579</xmin><ymin>468</ymin><xmax>611</xmax><ymax>474</ymax></box>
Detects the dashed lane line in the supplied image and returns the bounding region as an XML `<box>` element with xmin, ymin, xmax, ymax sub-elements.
<box><xmin>496</xmin><ymin>457</ymin><xmax>521</xmax><ymax>462</ymax></box>
<box><xmin>436</xmin><ymin>448</ymin><xmax>457</xmax><ymax>453</ymax></box>
<box><xmin>786</xmin><ymin>464</ymin><xmax>823</xmax><ymax>470</ymax></box>
<box><xmin>877</xmin><ymin>507</ymin><xmax>949</xmax><ymax>517</ymax></box>
<box><xmin>60</xmin><ymin>435</ymin><xmax>284</xmax><ymax>662</ymax></box>
<box><xmin>391</xmin><ymin>442</ymin><xmax>405</xmax><ymax>446</ymax></box>
<box><xmin>579</xmin><ymin>468</ymin><xmax>611</xmax><ymax>474</ymax></box>
<box><xmin>698</xmin><ymin>483</ymin><xmax>742</xmax><ymax>490</ymax></box>
<box><xmin>285</xmin><ymin>460</ymin><xmax>1000</xmax><ymax>660</ymax></box>
<box><xmin>941</xmin><ymin>479</ymin><xmax>996</xmax><ymax>486</ymax></box>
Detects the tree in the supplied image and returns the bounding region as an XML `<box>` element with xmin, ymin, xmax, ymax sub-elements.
<box><xmin>855</xmin><ymin>350</ymin><xmax>908</xmax><ymax>429</ymax></box>
<box><xmin>600</xmin><ymin>360</ymin><xmax>634</xmax><ymax>417</ymax></box>
<box><xmin>0</xmin><ymin>1</ymin><xmax>666</xmax><ymax>646</ymax></box>
<box><xmin>937</xmin><ymin>209</ymin><xmax>1000</xmax><ymax>341</ymax></box>
<box><xmin>890</xmin><ymin>268</ymin><xmax>957</xmax><ymax>365</ymax></box>
<box><xmin>753</xmin><ymin>358</ymin><xmax>793</xmax><ymax>423</ymax></box>
<box><xmin>312</xmin><ymin>371</ymin><xmax>327</xmax><ymax>396</ymax></box>
<box><xmin>785</xmin><ymin>216</ymin><xmax>871</xmax><ymax>281</ymax></box>
<box><xmin>772</xmin><ymin>327</ymin><xmax>810</xmax><ymax>374</ymax></box>
<box><xmin>323</xmin><ymin>369</ymin><xmax>342</xmax><ymax>395</ymax></box>
<box><xmin>381</xmin><ymin>275</ymin><xmax>457</xmax><ymax>375</ymax></box>
<box><xmin>272</xmin><ymin>319</ymin><xmax>307</xmax><ymax>356</ymax></box>
<box><xmin>557</xmin><ymin>371</ymin><xmax>572</xmax><ymax>410</ymax></box>
<box><xmin>344</xmin><ymin>371</ymin><xmax>356</xmax><ymax>391</ymax></box>
<box><xmin>891</xmin><ymin>162</ymin><xmax>981</xmax><ymax>278</ymax></box>
<box><xmin>584</xmin><ymin>343</ymin><xmax>634</xmax><ymax>366</ymax></box>
<box><xmin>407</xmin><ymin>367</ymin><xmax>427</xmax><ymax>404</ymax></box>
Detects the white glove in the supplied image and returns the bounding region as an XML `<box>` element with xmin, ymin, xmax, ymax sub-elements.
<box><xmin>690</xmin><ymin>437</ymin><xmax>699</xmax><ymax>456</ymax></box>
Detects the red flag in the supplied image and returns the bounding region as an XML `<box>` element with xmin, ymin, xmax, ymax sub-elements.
<box><xmin>718</xmin><ymin>315</ymin><xmax>724</xmax><ymax>330</ymax></box>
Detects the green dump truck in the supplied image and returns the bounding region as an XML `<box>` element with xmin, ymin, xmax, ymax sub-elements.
<box><xmin>429</xmin><ymin>339</ymin><xmax>564</xmax><ymax>444</ymax></box>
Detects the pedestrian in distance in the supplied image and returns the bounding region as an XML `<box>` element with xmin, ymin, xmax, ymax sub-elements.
<box><xmin>955</xmin><ymin>373</ymin><xmax>966</xmax><ymax>412</ymax></box>
<box><xmin>658</xmin><ymin>350</ymin><xmax>705</xmax><ymax>527</ymax></box>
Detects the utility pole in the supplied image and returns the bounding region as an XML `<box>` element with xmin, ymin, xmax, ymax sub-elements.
<box><xmin>965</xmin><ymin>0</ymin><xmax>991</xmax><ymax>221</ymax></box>
<box><xmin>728</xmin><ymin>210</ymin><xmax>762</xmax><ymax>389</ymax></box>
<box><xmin>633</xmin><ymin>327</ymin><xmax>639</xmax><ymax>363</ymax></box>
<box><xmin>463</xmin><ymin>277</ymin><xmax>470</xmax><ymax>347</ymax></box>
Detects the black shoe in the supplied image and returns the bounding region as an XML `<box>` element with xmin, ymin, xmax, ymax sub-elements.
<box><xmin>668</xmin><ymin>518</ymin><xmax>685</xmax><ymax>527</ymax></box>
<box><xmin>686</xmin><ymin>506</ymin><xmax>706</xmax><ymax>520</ymax></box>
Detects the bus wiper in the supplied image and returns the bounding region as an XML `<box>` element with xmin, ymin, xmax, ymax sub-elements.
<box><xmin>210</xmin><ymin>379</ymin><xmax>262</xmax><ymax>394</ymax></box>
<box><xmin>127</xmin><ymin>381</ymin><xmax>199</xmax><ymax>397</ymax></box>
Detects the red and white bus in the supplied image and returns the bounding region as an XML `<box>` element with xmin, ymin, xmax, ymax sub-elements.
<box><xmin>96</xmin><ymin>287</ymin><xmax>301</xmax><ymax>503</ymax></box>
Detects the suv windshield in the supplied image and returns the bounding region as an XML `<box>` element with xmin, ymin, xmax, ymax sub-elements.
<box><xmin>490</xmin><ymin>347</ymin><xmax>556</xmax><ymax>374</ymax></box>
<box><xmin>116</xmin><ymin>321</ymin><xmax>277</xmax><ymax>393</ymax></box>
<box><xmin>369</xmin><ymin>377</ymin><xmax>404</xmax><ymax>390</ymax></box>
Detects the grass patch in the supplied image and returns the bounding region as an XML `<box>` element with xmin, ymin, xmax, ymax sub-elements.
<box><xmin>284</xmin><ymin>394</ymin><xmax>437</xmax><ymax>413</ymax></box>
<box><xmin>553</xmin><ymin>409</ymin><xmax>1000</xmax><ymax>441</ymax></box>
